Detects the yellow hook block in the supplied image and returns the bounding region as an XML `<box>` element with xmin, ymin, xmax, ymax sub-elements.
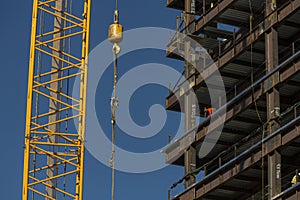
<box><xmin>108</xmin><ymin>23</ymin><xmax>123</xmax><ymax>44</ymax></box>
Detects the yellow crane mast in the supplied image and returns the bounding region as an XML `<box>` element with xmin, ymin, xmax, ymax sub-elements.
<box><xmin>22</xmin><ymin>0</ymin><xmax>91</xmax><ymax>199</ymax></box>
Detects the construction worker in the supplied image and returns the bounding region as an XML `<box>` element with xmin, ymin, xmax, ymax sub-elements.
<box><xmin>291</xmin><ymin>172</ymin><xmax>300</xmax><ymax>184</ymax></box>
<box><xmin>204</xmin><ymin>107</ymin><xmax>215</xmax><ymax>117</ymax></box>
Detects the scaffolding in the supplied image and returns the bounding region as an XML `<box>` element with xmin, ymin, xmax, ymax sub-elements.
<box><xmin>164</xmin><ymin>0</ymin><xmax>300</xmax><ymax>199</ymax></box>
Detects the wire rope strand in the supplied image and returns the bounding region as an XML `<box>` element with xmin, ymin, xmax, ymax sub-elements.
<box><xmin>111</xmin><ymin>50</ymin><xmax>118</xmax><ymax>200</ymax></box>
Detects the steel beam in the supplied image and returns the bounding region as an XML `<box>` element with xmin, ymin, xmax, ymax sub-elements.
<box><xmin>182</xmin><ymin>0</ymin><xmax>237</xmax><ymax>34</ymax></box>
<box><xmin>22</xmin><ymin>0</ymin><xmax>91</xmax><ymax>199</ymax></box>
<box><xmin>171</xmin><ymin>117</ymin><xmax>300</xmax><ymax>200</ymax></box>
<box><xmin>166</xmin><ymin>0</ymin><xmax>300</xmax><ymax>111</ymax></box>
<box><xmin>183</xmin><ymin>0</ymin><xmax>197</xmax><ymax>188</ymax></box>
<box><xmin>235</xmin><ymin>175</ymin><xmax>261</xmax><ymax>183</ymax></box>
<box><xmin>165</xmin><ymin>53</ymin><xmax>300</xmax><ymax>165</ymax></box>
<box><xmin>195</xmin><ymin>59</ymin><xmax>300</xmax><ymax>143</ymax></box>
<box><xmin>265</xmin><ymin>0</ymin><xmax>281</xmax><ymax>198</ymax></box>
<box><xmin>221</xmin><ymin>185</ymin><xmax>252</xmax><ymax>193</ymax></box>
<box><xmin>272</xmin><ymin>183</ymin><xmax>300</xmax><ymax>200</ymax></box>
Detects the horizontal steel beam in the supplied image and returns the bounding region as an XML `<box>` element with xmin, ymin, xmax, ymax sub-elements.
<box><xmin>166</xmin><ymin>0</ymin><xmax>300</xmax><ymax>110</ymax></box>
<box><xmin>272</xmin><ymin>182</ymin><xmax>300</xmax><ymax>200</ymax></box>
<box><xmin>182</xmin><ymin>0</ymin><xmax>237</xmax><ymax>34</ymax></box>
<box><xmin>166</xmin><ymin>0</ymin><xmax>185</xmax><ymax>10</ymax></box>
<box><xmin>164</xmin><ymin>52</ymin><xmax>300</xmax><ymax>164</ymax></box>
<box><xmin>172</xmin><ymin>116</ymin><xmax>300</xmax><ymax>200</ymax></box>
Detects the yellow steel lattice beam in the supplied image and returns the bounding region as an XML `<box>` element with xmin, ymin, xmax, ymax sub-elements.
<box><xmin>31</xmin><ymin>105</ymin><xmax>79</xmax><ymax>120</ymax></box>
<box><xmin>38</xmin><ymin>6</ymin><xmax>84</xmax><ymax>28</ymax></box>
<box><xmin>33</xmin><ymin>63</ymin><xmax>82</xmax><ymax>79</ymax></box>
<box><xmin>36</xmin><ymin>23</ymin><xmax>82</xmax><ymax>39</ymax></box>
<box><xmin>29</xmin><ymin>157</ymin><xmax>78</xmax><ymax>174</ymax></box>
<box><xmin>29</xmin><ymin>175</ymin><xmax>77</xmax><ymax>199</ymax></box>
<box><xmin>35</xmin><ymin>40</ymin><xmax>82</xmax><ymax>62</ymax></box>
<box><xmin>22</xmin><ymin>0</ymin><xmax>91</xmax><ymax>199</ymax></box>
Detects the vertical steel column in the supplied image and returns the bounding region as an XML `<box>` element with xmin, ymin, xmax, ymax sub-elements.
<box><xmin>265</xmin><ymin>0</ymin><xmax>281</xmax><ymax>198</ymax></box>
<box><xmin>46</xmin><ymin>0</ymin><xmax>64</xmax><ymax>198</ymax></box>
<box><xmin>184</xmin><ymin>0</ymin><xmax>196</xmax><ymax>188</ymax></box>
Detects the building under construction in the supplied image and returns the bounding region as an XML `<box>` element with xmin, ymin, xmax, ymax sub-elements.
<box><xmin>163</xmin><ymin>0</ymin><xmax>300</xmax><ymax>199</ymax></box>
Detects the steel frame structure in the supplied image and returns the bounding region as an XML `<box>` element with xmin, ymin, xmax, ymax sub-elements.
<box><xmin>22</xmin><ymin>0</ymin><xmax>91</xmax><ymax>199</ymax></box>
<box><xmin>164</xmin><ymin>0</ymin><xmax>300</xmax><ymax>199</ymax></box>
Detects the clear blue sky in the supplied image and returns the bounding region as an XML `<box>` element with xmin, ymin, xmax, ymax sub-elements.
<box><xmin>0</xmin><ymin>0</ymin><xmax>187</xmax><ymax>199</ymax></box>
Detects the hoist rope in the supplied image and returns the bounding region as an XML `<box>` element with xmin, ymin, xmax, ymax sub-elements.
<box><xmin>248</xmin><ymin>0</ymin><xmax>266</xmax><ymax>198</ymax></box>
<box><xmin>115</xmin><ymin>0</ymin><xmax>118</xmax><ymax>10</ymax></box>
<box><xmin>248</xmin><ymin>0</ymin><xmax>264</xmax><ymax>125</ymax></box>
<box><xmin>110</xmin><ymin>50</ymin><xmax>118</xmax><ymax>200</ymax></box>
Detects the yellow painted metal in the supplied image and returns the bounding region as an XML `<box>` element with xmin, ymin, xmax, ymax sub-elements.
<box><xmin>32</xmin><ymin>106</ymin><xmax>79</xmax><ymax>120</ymax></box>
<box><xmin>35</xmin><ymin>41</ymin><xmax>82</xmax><ymax>62</ymax></box>
<box><xmin>291</xmin><ymin>175</ymin><xmax>297</xmax><ymax>184</ymax></box>
<box><xmin>22</xmin><ymin>0</ymin><xmax>91</xmax><ymax>199</ymax></box>
<box><xmin>33</xmin><ymin>63</ymin><xmax>82</xmax><ymax>79</ymax></box>
<box><xmin>39</xmin><ymin>7</ymin><xmax>84</xmax><ymax>28</ymax></box>
<box><xmin>108</xmin><ymin>23</ymin><xmax>123</xmax><ymax>43</ymax></box>
<box><xmin>32</xmin><ymin>72</ymin><xmax>83</xmax><ymax>89</ymax></box>
<box><xmin>41</xmin><ymin>3</ymin><xmax>84</xmax><ymax>22</ymax></box>
<box><xmin>76</xmin><ymin>1</ymin><xmax>91</xmax><ymax>199</ymax></box>
<box><xmin>34</xmin><ymin>47</ymin><xmax>79</xmax><ymax>68</ymax></box>
<box><xmin>36</xmin><ymin>23</ymin><xmax>81</xmax><ymax>39</ymax></box>
<box><xmin>35</xmin><ymin>31</ymin><xmax>85</xmax><ymax>46</ymax></box>
<box><xmin>23</xmin><ymin>0</ymin><xmax>39</xmax><ymax>199</ymax></box>
<box><xmin>32</xmin><ymin>89</ymin><xmax>81</xmax><ymax>112</ymax></box>
<box><xmin>29</xmin><ymin>176</ymin><xmax>76</xmax><ymax>199</ymax></box>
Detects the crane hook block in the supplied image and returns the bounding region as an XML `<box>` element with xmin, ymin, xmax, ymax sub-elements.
<box><xmin>108</xmin><ymin>23</ymin><xmax>123</xmax><ymax>44</ymax></box>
